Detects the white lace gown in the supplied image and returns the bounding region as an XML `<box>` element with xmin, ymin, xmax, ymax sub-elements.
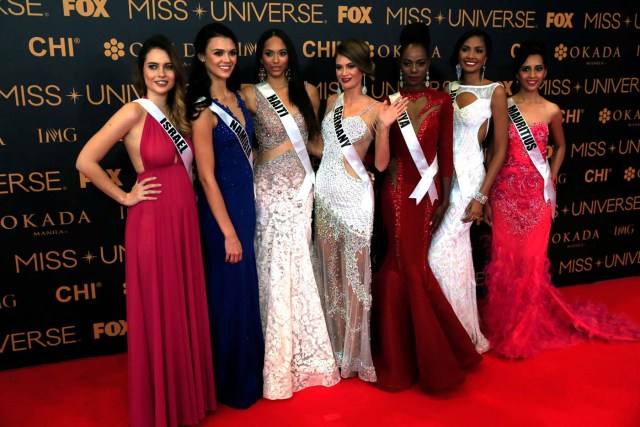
<box><xmin>253</xmin><ymin>87</ymin><xmax>340</xmax><ymax>400</ymax></box>
<box><xmin>428</xmin><ymin>83</ymin><xmax>499</xmax><ymax>353</ymax></box>
<box><xmin>313</xmin><ymin>96</ymin><xmax>378</xmax><ymax>382</ymax></box>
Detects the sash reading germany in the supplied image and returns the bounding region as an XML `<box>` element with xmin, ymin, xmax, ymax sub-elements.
<box><xmin>332</xmin><ymin>93</ymin><xmax>374</xmax><ymax>210</ymax></box>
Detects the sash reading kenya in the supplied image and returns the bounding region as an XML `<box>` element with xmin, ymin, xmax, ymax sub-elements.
<box><xmin>332</xmin><ymin>93</ymin><xmax>374</xmax><ymax>210</ymax></box>
<box><xmin>203</xmin><ymin>97</ymin><xmax>254</xmax><ymax>168</ymax></box>
<box><xmin>133</xmin><ymin>98</ymin><xmax>193</xmax><ymax>178</ymax></box>
<box><xmin>389</xmin><ymin>92</ymin><xmax>438</xmax><ymax>204</ymax></box>
<box><xmin>507</xmin><ymin>97</ymin><xmax>556</xmax><ymax>215</ymax></box>
<box><xmin>256</xmin><ymin>82</ymin><xmax>315</xmax><ymax>202</ymax></box>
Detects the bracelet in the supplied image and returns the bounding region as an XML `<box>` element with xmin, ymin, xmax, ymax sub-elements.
<box><xmin>473</xmin><ymin>191</ymin><xmax>488</xmax><ymax>205</ymax></box>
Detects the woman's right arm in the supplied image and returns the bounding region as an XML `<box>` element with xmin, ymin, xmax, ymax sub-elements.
<box><xmin>76</xmin><ymin>103</ymin><xmax>161</xmax><ymax>206</ymax></box>
<box><xmin>192</xmin><ymin>110</ymin><xmax>243</xmax><ymax>263</ymax></box>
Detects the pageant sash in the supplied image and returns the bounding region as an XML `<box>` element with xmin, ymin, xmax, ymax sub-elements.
<box><xmin>256</xmin><ymin>82</ymin><xmax>315</xmax><ymax>202</ymax></box>
<box><xmin>448</xmin><ymin>82</ymin><xmax>477</xmax><ymax>200</ymax></box>
<box><xmin>389</xmin><ymin>92</ymin><xmax>438</xmax><ymax>205</ymax></box>
<box><xmin>332</xmin><ymin>93</ymin><xmax>374</xmax><ymax>210</ymax></box>
<box><xmin>507</xmin><ymin>97</ymin><xmax>556</xmax><ymax>214</ymax></box>
<box><xmin>133</xmin><ymin>98</ymin><xmax>193</xmax><ymax>178</ymax></box>
<box><xmin>208</xmin><ymin>99</ymin><xmax>254</xmax><ymax>168</ymax></box>
<box><xmin>449</xmin><ymin>81</ymin><xmax>460</xmax><ymax>104</ymax></box>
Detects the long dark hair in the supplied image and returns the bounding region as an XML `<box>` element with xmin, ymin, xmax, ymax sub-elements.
<box><xmin>255</xmin><ymin>29</ymin><xmax>319</xmax><ymax>140</ymax></box>
<box><xmin>512</xmin><ymin>40</ymin><xmax>547</xmax><ymax>76</ymax></box>
<box><xmin>186</xmin><ymin>23</ymin><xmax>239</xmax><ymax>121</ymax></box>
<box><xmin>449</xmin><ymin>28</ymin><xmax>493</xmax><ymax>69</ymax></box>
<box><xmin>134</xmin><ymin>34</ymin><xmax>189</xmax><ymax>135</ymax></box>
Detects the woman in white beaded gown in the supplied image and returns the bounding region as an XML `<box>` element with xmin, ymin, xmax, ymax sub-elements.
<box><xmin>241</xmin><ymin>29</ymin><xmax>340</xmax><ymax>399</ymax></box>
<box><xmin>314</xmin><ymin>39</ymin><xmax>407</xmax><ymax>381</ymax></box>
<box><xmin>428</xmin><ymin>29</ymin><xmax>508</xmax><ymax>353</ymax></box>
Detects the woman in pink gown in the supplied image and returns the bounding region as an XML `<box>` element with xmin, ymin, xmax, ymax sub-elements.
<box><xmin>77</xmin><ymin>35</ymin><xmax>216</xmax><ymax>426</ymax></box>
<box><xmin>483</xmin><ymin>40</ymin><xmax>640</xmax><ymax>359</ymax></box>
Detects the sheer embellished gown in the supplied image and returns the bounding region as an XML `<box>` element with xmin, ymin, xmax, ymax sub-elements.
<box><xmin>125</xmin><ymin>113</ymin><xmax>216</xmax><ymax>426</ymax></box>
<box><xmin>428</xmin><ymin>83</ymin><xmax>499</xmax><ymax>353</ymax></box>
<box><xmin>196</xmin><ymin>94</ymin><xmax>264</xmax><ymax>409</ymax></box>
<box><xmin>371</xmin><ymin>88</ymin><xmax>482</xmax><ymax>393</ymax></box>
<box><xmin>484</xmin><ymin>117</ymin><xmax>640</xmax><ymax>359</ymax></box>
<box><xmin>314</xmin><ymin>96</ymin><xmax>378</xmax><ymax>382</ymax></box>
<box><xmin>252</xmin><ymin>86</ymin><xmax>339</xmax><ymax>400</ymax></box>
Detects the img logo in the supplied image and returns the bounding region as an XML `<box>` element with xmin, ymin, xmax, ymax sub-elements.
<box><xmin>546</xmin><ymin>12</ymin><xmax>573</xmax><ymax>28</ymax></box>
<box><xmin>338</xmin><ymin>5</ymin><xmax>372</xmax><ymax>24</ymax></box>
<box><xmin>62</xmin><ymin>0</ymin><xmax>109</xmax><ymax>17</ymax></box>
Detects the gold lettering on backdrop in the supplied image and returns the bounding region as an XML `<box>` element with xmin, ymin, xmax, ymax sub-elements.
<box><xmin>62</xmin><ymin>0</ymin><xmax>109</xmax><ymax>17</ymax></box>
<box><xmin>385</xmin><ymin>7</ymin><xmax>431</xmax><ymax>25</ymax></box>
<box><xmin>0</xmin><ymin>0</ymin><xmax>45</xmax><ymax>16</ymax></box>
<box><xmin>93</xmin><ymin>320</ymin><xmax>127</xmax><ymax>338</ymax></box>
<box><xmin>570</xmin><ymin>141</ymin><xmax>607</xmax><ymax>158</ymax></box>
<box><xmin>0</xmin><ymin>171</ymin><xmax>63</xmax><ymax>194</ymax></box>
<box><xmin>558</xmin><ymin>257</ymin><xmax>593</xmax><ymax>274</ymax></box>
<box><xmin>571</xmin><ymin>196</ymin><xmax>640</xmax><ymax>216</ymax></box>
<box><xmin>584</xmin><ymin>12</ymin><xmax>621</xmax><ymax>29</ymax></box>
<box><xmin>79</xmin><ymin>168</ymin><xmax>122</xmax><ymax>188</ymax></box>
<box><xmin>37</xmin><ymin>128</ymin><xmax>78</xmax><ymax>143</ymax></box>
<box><xmin>206</xmin><ymin>1</ymin><xmax>324</xmax><ymax>23</ymax></box>
<box><xmin>14</xmin><ymin>250</ymin><xmax>78</xmax><ymax>273</ymax></box>
<box><xmin>0</xmin><ymin>327</ymin><xmax>78</xmax><ymax>353</ymax></box>
<box><xmin>584</xmin><ymin>77</ymin><xmax>640</xmax><ymax>94</ymax></box>
<box><xmin>56</xmin><ymin>283</ymin><xmax>100</xmax><ymax>303</ymax></box>
<box><xmin>0</xmin><ymin>85</ymin><xmax>62</xmax><ymax>107</ymax></box>
<box><xmin>0</xmin><ymin>294</ymin><xmax>17</xmax><ymax>309</ymax></box>
<box><xmin>605</xmin><ymin>251</ymin><xmax>640</xmax><ymax>268</ymax></box>
<box><xmin>85</xmin><ymin>84</ymin><xmax>140</xmax><ymax>105</ymax></box>
<box><xmin>127</xmin><ymin>0</ymin><xmax>189</xmax><ymax>20</ymax></box>
<box><xmin>447</xmin><ymin>9</ymin><xmax>536</xmax><ymax>28</ymax></box>
<box><xmin>618</xmin><ymin>139</ymin><xmax>640</xmax><ymax>155</ymax></box>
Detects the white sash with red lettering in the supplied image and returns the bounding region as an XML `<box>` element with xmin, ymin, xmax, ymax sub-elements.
<box><xmin>133</xmin><ymin>98</ymin><xmax>193</xmax><ymax>178</ymax></box>
<box><xmin>256</xmin><ymin>82</ymin><xmax>314</xmax><ymax>202</ymax></box>
<box><xmin>389</xmin><ymin>92</ymin><xmax>438</xmax><ymax>205</ymax></box>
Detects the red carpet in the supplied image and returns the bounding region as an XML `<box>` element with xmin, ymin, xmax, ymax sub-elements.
<box><xmin>1</xmin><ymin>277</ymin><xmax>639</xmax><ymax>427</ymax></box>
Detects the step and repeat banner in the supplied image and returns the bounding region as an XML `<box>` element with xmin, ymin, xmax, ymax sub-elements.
<box><xmin>1</xmin><ymin>1</ymin><xmax>638</xmax><ymax>369</ymax></box>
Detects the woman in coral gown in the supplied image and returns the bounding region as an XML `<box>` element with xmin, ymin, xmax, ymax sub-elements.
<box><xmin>483</xmin><ymin>40</ymin><xmax>640</xmax><ymax>359</ymax></box>
<box><xmin>428</xmin><ymin>29</ymin><xmax>508</xmax><ymax>353</ymax></box>
<box><xmin>187</xmin><ymin>24</ymin><xmax>264</xmax><ymax>408</ymax></box>
<box><xmin>77</xmin><ymin>35</ymin><xmax>216</xmax><ymax>426</ymax></box>
<box><xmin>371</xmin><ymin>23</ymin><xmax>481</xmax><ymax>394</ymax></box>
<box><xmin>241</xmin><ymin>29</ymin><xmax>339</xmax><ymax>400</ymax></box>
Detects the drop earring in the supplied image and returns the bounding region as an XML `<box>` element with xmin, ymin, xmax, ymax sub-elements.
<box><xmin>336</xmin><ymin>82</ymin><xmax>341</xmax><ymax>94</ymax></box>
<box><xmin>481</xmin><ymin>64</ymin><xmax>486</xmax><ymax>82</ymax></box>
<box><xmin>258</xmin><ymin>64</ymin><xmax>266</xmax><ymax>82</ymax></box>
<box><xmin>456</xmin><ymin>63</ymin><xmax>462</xmax><ymax>81</ymax></box>
<box><xmin>399</xmin><ymin>69</ymin><xmax>403</xmax><ymax>89</ymax></box>
<box><xmin>362</xmin><ymin>75</ymin><xmax>367</xmax><ymax>95</ymax></box>
<box><xmin>425</xmin><ymin>70</ymin><xmax>430</xmax><ymax>88</ymax></box>
<box><xmin>285</xmin><ymin>67</ymin><xmax>291</xmax><ymax>82</ymax></box>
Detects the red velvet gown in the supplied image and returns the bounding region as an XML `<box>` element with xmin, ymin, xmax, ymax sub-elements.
<box><xmin>484</xmin><ymin>121</ymin><xmax>640</xmax><ymax>359</ymax></box>
<box><xmin>125</xmin><ymin>114</ymin><xmax>216</xmax><ymax>426</ymax></box>
<box><xmin>371</xmin><ymin>88</ymin><xmax>482</xmax><ymax>393</ymax></box>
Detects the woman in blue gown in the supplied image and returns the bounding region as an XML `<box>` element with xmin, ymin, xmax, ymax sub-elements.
<box><xmin>187</xmin><ymin>23</ymin><xmax>264</xmax><ymax>410</ymax></box>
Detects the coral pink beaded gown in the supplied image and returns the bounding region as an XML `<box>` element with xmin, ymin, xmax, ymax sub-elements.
<box><xmin>484</xmin><ymin>120</ymin><xmax>640</xmax><ymax>359</ymax></box>
<box><xmin>125</xmin><ymin>114</ymin><xmax>216</xmax><ymax>426</ymax></box>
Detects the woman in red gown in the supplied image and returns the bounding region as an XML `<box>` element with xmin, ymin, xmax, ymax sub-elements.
<box><xmin>371</xmin><ymin>23</ymin><xmax>481</xmax><ymax>393</ymax></box>
<box><xmin>483</xmin><ymin>40</ymin><xmax>640</xmax><ymax>359</ymax></box>
<box><xmin>77</xmin><ymin>35</ymin><xmax>216</xmax><ymax>426</ymax></box>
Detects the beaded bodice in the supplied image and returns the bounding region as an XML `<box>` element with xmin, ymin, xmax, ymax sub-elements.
<box><xmin>253</xmin><ymin>86</ymin><xmax>308</xmax><ymax>153</ymax></box>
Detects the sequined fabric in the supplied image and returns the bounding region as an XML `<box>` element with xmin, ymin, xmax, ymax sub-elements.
<box><xmin>371</xmin><ymin>89</ymin><xmax>482</xmax><ymax>393</ymax></box>
<box><xmin>253</xmin><ymin>86</ymin><xmax>340</xmax><ymax>400</ymax></box>
<box><xmin>484</xmin><ymin>119</ymin><xmax>640</xmax><ymax>359</ymax></box>
<box><xmin>313</xmin><ymin>100</ymin><xmax>378</xmax><ymax>382</ymax></box>
<box><xmin>428</xmin><ymin>83</ymin><xmax>499</xmax><ymax>353</ymax></box>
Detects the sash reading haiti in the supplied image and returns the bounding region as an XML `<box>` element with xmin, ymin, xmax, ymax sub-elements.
<box><xmin>257</xmin><ymin>82</ymin><xmax>315</xmax><ymax>202</ymax></box>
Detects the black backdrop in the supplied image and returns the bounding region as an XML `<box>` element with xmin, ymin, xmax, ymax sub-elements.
<box><xmin>1</xmin><ymin>0</ymin><xmax>639</xmax><ymax>370</ymax></box>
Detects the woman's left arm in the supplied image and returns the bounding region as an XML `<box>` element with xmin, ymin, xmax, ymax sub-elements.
<box><xmin>548</xmin><ymin>103</ymin><xmax>566</xmax><ymax>181</ymax></box>
<box><xmin>462</xmin><ymin>85</ymin><xmax>508</xmax><ymax>222</ymax></box>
